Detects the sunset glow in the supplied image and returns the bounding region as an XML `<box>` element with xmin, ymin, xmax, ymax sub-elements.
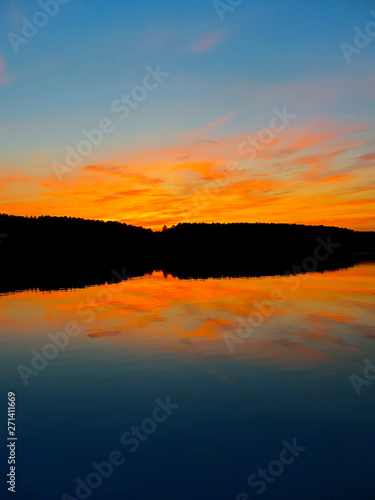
<box><xmin>1</xmin><ymin>1</ymin><xmax>374</xmax><ymax>229</ymax></box>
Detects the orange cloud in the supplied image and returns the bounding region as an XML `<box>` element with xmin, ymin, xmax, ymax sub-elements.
<box><xmin>0</xmin><ymin>116</ymin><xmax>374</xmax><ymax>230</ymax></box>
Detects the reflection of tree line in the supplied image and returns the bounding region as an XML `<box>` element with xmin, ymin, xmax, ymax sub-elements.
<box><xmin>227</xmin><ymin>235</ymin><xmax>345</xmax><ymax>353</ymax></box>
<box><xmin>0</xmin><ymin>214</ymin><xmax>374</xmax><ymax>293</ymax></box>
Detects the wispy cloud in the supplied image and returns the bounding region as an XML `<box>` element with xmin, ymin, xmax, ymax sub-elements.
<box><xmin>0</xmin><ymin>54</ymin><xmax>10</xmax><ymax>85</ymax></box>
<box><xmin>1</xmin><ymin>115</ymin><xmax>374</xmax><ymax>230</ymax></box>
<box><xmin>188</xmin><ymin>30</ymin><xmax>225</xmax><ymax>54</ymax></box>
<box><xmin>179</xmin><ymin>111</ymin><xmax>239</xmax><ymax>143</ymax></box>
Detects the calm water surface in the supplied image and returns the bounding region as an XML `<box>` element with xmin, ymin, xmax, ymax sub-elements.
<box><xmin>1</xmin><ymin>263</ymin><xmax>375</xmax><ymax>499</ymax></box>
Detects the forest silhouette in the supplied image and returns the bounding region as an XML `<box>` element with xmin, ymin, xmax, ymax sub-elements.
<box><xmin>0</xmin><ymin>214</ymin><xmax>374</xmax><ymax>293</ymax></box>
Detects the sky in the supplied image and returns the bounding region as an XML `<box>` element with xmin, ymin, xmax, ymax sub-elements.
<box><xmin>0</xmin><ymin>0</ymin><xmax>374</xmax><ymax>230</ymax></box>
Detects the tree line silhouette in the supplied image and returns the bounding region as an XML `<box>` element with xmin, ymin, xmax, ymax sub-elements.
<box><xmin>0</xmin><ymin>214</ymin><xmax>374</xmax><ymax>292</ymax></box>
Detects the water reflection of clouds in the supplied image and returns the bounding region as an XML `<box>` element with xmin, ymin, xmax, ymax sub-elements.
<box><xmin>1</xmin><ymin>264</ymin><xmax>374</xmax><ymax>371</ymax></box>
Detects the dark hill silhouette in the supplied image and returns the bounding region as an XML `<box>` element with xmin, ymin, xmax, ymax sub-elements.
<box><xmin>156</xmin><ymin>222</ymin><xmax>375</xmax><ymax>279</ymax></box>
<box><xmin>0</xmin><ymin>215</ymin><xmax>154</xmax><ymax>293</ymax></box>
<box><xmin>0</xmin><ymin>214</ymin><xmax>374</xmax><ymax>293</ymax></box>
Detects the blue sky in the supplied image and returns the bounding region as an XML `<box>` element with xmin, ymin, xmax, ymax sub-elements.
<box><xmin>0</xmin><ymin>0</ymin><xmax>374</xmax><ymax>229</ymax></box>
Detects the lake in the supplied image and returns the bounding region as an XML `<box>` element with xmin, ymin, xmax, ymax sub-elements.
<box><xmin>1</xmin><ymin>262</ymin><xmax>374</xmax><ymax>499</ymax></box>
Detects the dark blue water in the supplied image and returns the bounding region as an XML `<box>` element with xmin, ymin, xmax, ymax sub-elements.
<box><xmin>1</xmin><ymin>264</ymin><xmax>374</xmax><ymax>499</ymax></box>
